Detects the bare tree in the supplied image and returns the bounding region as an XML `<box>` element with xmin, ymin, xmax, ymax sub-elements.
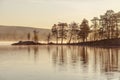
<box><xmin>47</xmin><ymin>33</ymin><xmax>51</xmax><ymax>44</ymax></box>
<box><xmin>27</xmin><ymin>33</ymin><xmax>31</xmax><ymax>41</ymax></box>
<box><xmin>33</xmin><ymin>30</ymin><xmax>39</xmax><ymax>43</ymax></box>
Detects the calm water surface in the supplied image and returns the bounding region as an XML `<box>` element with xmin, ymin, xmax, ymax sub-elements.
<box><xmin>0</xmin><ymin>45</ymin><xmax>120</xmax><ymax>80</ymax></box>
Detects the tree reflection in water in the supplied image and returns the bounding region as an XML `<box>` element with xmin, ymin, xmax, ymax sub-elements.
<box><xmin>33</xmin><ymin>46</ymin><xmax>39</xmax><ymax>62</ymax></box>
<box><xmin>99</xmin><ymin>48</ymin><xmax>119</xmax><ymax>72</ymax></box>
<box><xmin>26</xmin><ymin>46</ymin><xmax>39</xmax><ymax>62</ymax></box>
<box><xmin>51</xmin><ymin>46</ymin><xmax>120</xmax><ymax>73</ymax></box>
<box><xmin>25</xmin><ymin>45</ymin><xmax>120</xmax><ymax>79</ymax></box>
<box><xmin>51</xmin><ymin>46</ymin><xmax>67</xmax><ymax>71</ymax></box>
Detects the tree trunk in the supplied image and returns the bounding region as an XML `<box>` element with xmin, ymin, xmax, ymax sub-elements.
<box><xmin>61</xmin><ymin>37</ymin><xmax>63</xmax><ymax>44</ymax></box>
<box><xmin>56</xmin><ymin>37</ymin><xmax>58</xmax><ymax>44</ymax></box>
<box><xmin>61</xmin><ymin>27</ymin><xmax>64</xmax><ymax>44</ymax></box>
<box><xmin>68</xmin><ymin>34</ymin><xmax>73</xmax><ymax>44</ymax></box>
<box><xmin>83</xmin><ymin>38</ymin><xmax>85</xmax><ymax>42</ymax></box>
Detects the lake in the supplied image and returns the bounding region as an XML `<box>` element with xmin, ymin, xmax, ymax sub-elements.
<box><xmin>0</xmin><ymin>45</ymin><xmax>120</xmax><ymax>80</ymax></box>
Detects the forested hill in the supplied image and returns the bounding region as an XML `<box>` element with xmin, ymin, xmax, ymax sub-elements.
<box><xmin>0</xmin><ymin>25</ymin><xmax>51</xmax><ymax>41</ymax></box>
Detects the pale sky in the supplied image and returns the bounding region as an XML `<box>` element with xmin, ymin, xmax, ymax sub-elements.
<box><xmin>0</xmin><ymin>0</ymin><xmax>120</xmax><ymax>29</ymax></box>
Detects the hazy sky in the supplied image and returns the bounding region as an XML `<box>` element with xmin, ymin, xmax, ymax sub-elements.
<box><xmin>0</xmin><ymin>0</ymin><xmax>120</xmax><ymax>29</ymax></box>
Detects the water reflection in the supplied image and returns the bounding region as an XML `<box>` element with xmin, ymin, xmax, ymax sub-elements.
<box><xmin>50</xmin><ymin>46</ymin><xmax>120</xmax><ymax>79</ymax></box>
<box><xmin>28</xmin><ymin>46</ymin><xmax>120</xmax><ymax>73</ymax></box>
<box><xmin>99</xmin><ymin>48</ymin><xmax>119</xmax><ymax>72</ymax></box>
<box><xmin>0</xmin><ymin>45</ymin><xmax>120</xmax><ymax>80</ymax></box>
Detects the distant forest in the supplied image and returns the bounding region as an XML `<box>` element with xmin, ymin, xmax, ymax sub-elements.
<box><xmin>0</xmin><ymin>26</ymin><xmax>50</xmax><ymax>41</ymax></box>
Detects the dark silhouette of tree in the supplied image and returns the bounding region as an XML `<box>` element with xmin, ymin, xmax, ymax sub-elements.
<box><xmin>33</xmin><ymin>30</ymin><xmax>39</xmax><ymax>43</ymax></box>
<box><xmin>47</xmin><ymin>33</ymin><xmax>51</xmax><ymax>44</ymax></box>
<box><xmin>98</xmin><ymin>27</ymin><xmax>104</xmax><ymax>40</ymax></box>
<box><xmin>68</xmin><ymin>22</ymin><xmax>79</xmax><ymax>44</ymax></box>
<box><xmin>78</xmin><ymin>19</ymin><xmax>90</xmax><ymax>42</ymax></box>
<box><xmin>114</xmin><ymin>12</ymin><xmax>120</xmax><ymax>38</ymax></box>
<box><xmin>100</xmin><ymin>10</ymin><xmax>119</xmax><ymax>39</ymax></box>
<box><xmin>51</xmin><ymin>24</ymin><xmax>58</xmax><ymax>44</ymax></box>
<box><xmin>58</xmin><ymin>22</ymin><xmax>68</xmax><ymax>44</ymax></box>
<box><xmin>27</xmin><ymin>33</ymin><xmax>31</xmax><ymax>41</ymax></box>
<box><xmin>91</xmin><ymin>17</ymin><xmax>99</xmax><ymax>41</ymax></box>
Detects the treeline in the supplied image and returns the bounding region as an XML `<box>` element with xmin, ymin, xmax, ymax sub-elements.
<box><xmin>49</xmin><ymin>10</ymin><xmax>120</xmax><ymax>44</ymax></box>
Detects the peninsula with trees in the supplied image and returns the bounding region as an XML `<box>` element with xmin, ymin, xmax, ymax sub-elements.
<box><xmin>12</xmin><ymin>10</ymin><xmax>120</xmax><ymax>46</ymax></box>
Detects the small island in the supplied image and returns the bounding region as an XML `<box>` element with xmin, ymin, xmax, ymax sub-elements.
<box><xmin>12</xmin><ymin>30</ymin><xmax>45</xmax><ymax>45</ymax></box>
<box><xmin>12</xmin><ymin>41</ymin><xmax>42</xmax><ymax>45</ymax></box>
